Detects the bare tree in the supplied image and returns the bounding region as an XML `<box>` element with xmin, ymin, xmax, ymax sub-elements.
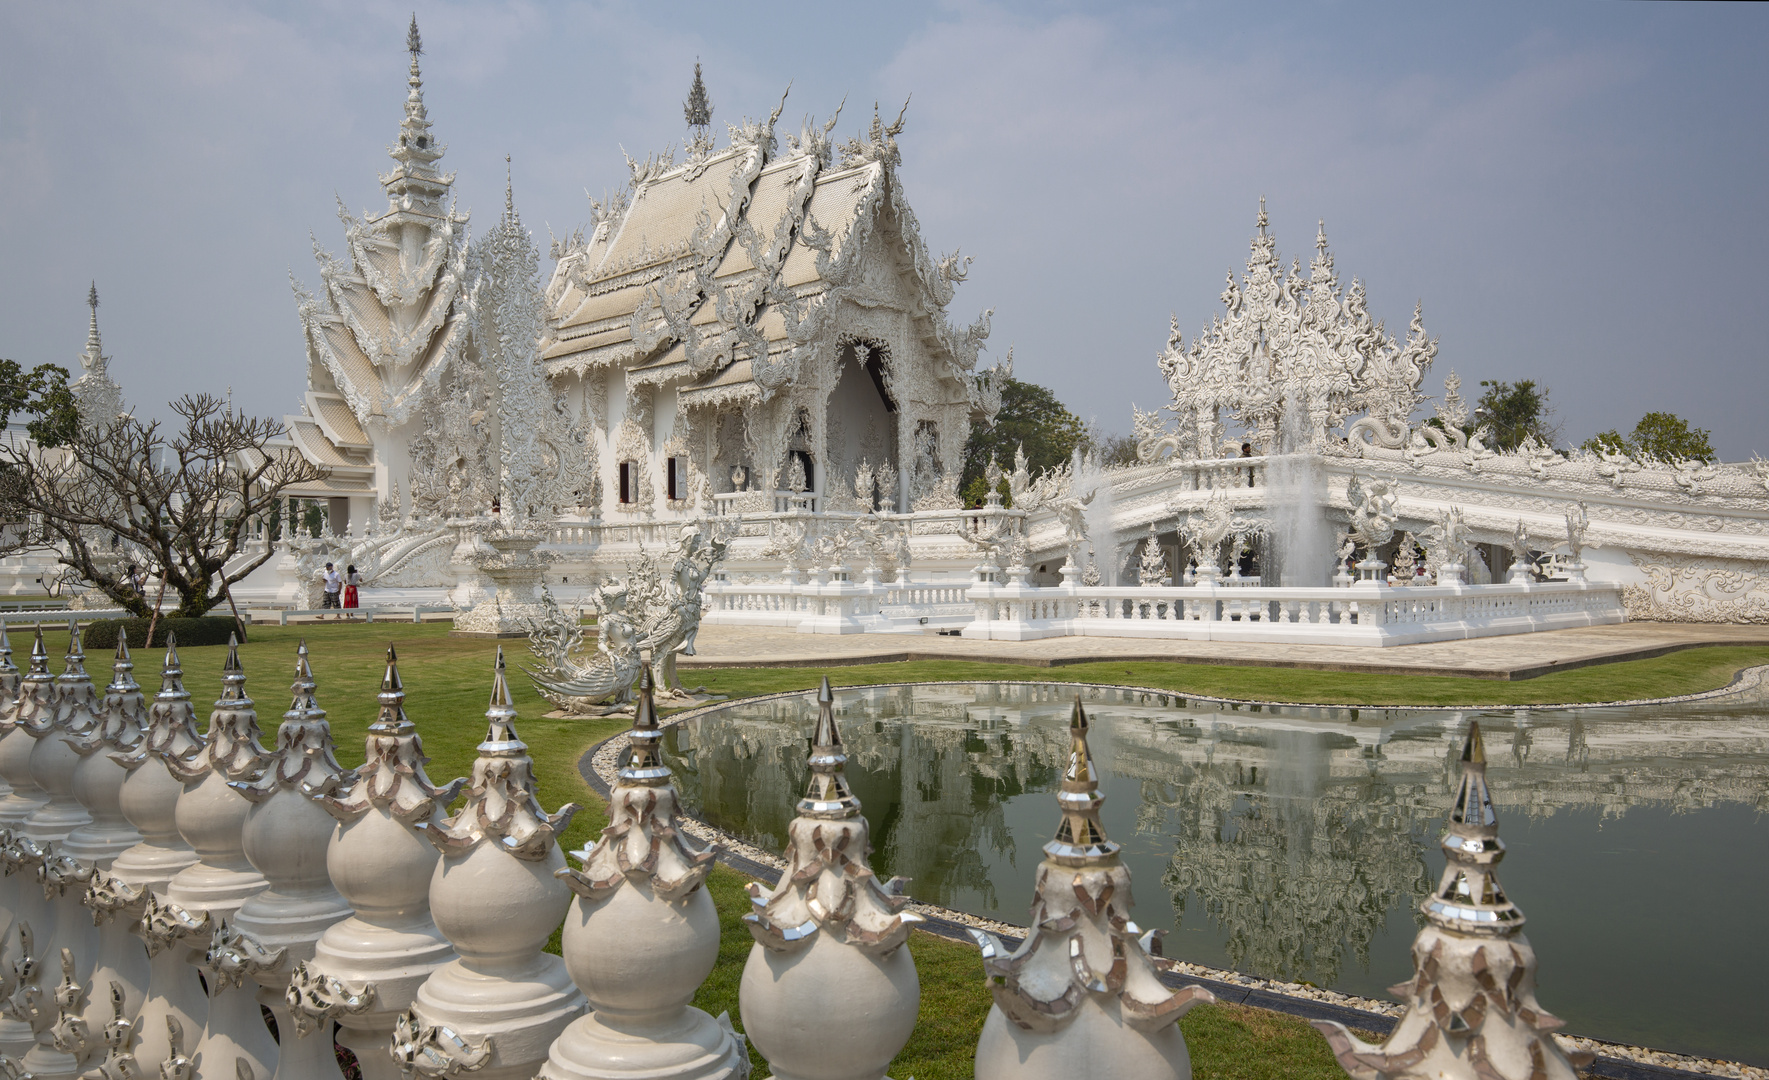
<box><xmin>0</xmin><ymin>394</ymin><xmax>326</xmax><ymax>617</ymax></box>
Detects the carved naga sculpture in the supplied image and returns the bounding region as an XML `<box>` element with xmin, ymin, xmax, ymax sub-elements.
<box><xmin>522</xmin><ymin>584</ymin><xmax>642</xmax><ymax>716</ymax></box>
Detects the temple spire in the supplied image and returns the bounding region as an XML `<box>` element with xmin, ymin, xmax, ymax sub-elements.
<box><xmin>684</xmin><ymin>61</ymin><xmax>713</xmax><ymax>150</ymax></box>
<box><xmin>380</xmin><ymin>15</ymin><xmax>450</xmax><ymax>218</ymax></box>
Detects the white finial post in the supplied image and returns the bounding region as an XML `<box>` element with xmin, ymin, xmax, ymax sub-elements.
<box><xmin>393</xmin><ymin>649</ymin><xmax>583</xmax><ymax>1080</ymax></box>
<box><xmin>294</xmin><ymin>646</ymin><xmax>464</xmax><ymax>1080</ymax></box>
<box><xmin>539</xmin><ymin>664</ymin><xmax>746</xmax><ymax>1080</ymax></box>
<box><xmin>739</xmin><ymin>676</ymin><xmax>922</xmax><ymax>1080</ymax></box>
<box><xmin>1313</xmin><ymin>722</ymin><xmax>1595</xmax><ymax>1080</ymax></box>
<box><xmin>972</xmin><ymin>695</ymin><xmax>1213</xmax><ymax>1079</ymax></box>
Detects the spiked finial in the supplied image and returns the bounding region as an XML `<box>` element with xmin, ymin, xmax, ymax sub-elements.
<box><xmin>106</xmin><ymin>630</ymin><xmax>139</xmax><ymax>699</ymax></box>
<box><xmin>481</xmin><ymin>647</ymin><xmax>523</xmax><ymax>752</ymax></box>
<box><xmin>1316</xmin><ymin>218</ymin><xmax>1329</xmax><ymax>254</ymax></box>
<box><xmin>285</xmin><ymin>640</ymin><xmax>323</xmax><ymax>726</ymax></box>
<box><xmin>371</xmin><ymin>644</ymin><xmax>411</xmax><ymax>733</ymax></box>
<box><xmin>60</xmin><ymin>619</ymin><xmax>90</xmax><ymax>681</ymax></box>
<box><xmin>88</xmin><ymin>282</ymin><xmax>98</xmax><ymax>311</ymax></box>
<box><xmin>505</xmin><ymin>154</ymin><xmax>514</xmax><ymax>219</ymax></box>
<box><xmin>219</xmin><ymin>634</ymin><xmax>249</xmax><ymax>703</ymax></box>
<box><xmin>158</xmin><ymin>635</ymin><xmax>186</xmax><ymax>700</ymax></box>
<box><xmin>1257</xmin><ymin>195</ymin><xmax>1269</xmax><ymax>233</ymax></box>
<box><xmin>1421</xmin><ymin>721</ymin><xmax>1522</xmax><ymax>934</ymax></box>
<box><xmin>29</xmin><ymin>625</ymin><xmax>49</xmax><ymax>676</ymax></box>
<box><xmin>618</xmin><ymin>663</ymin><xmax>670</xmax><ymax>786</ymax></box>
<box><xmin>797</xmin><ymin>676</ymin><xmax>861</xmax><ymax>819</ymax></box>
<box><xmin>407</xmin><ymin>13</ymin><xmax>421</xmax><ymax>58</ymax></box>
<box><xmin>1044</xmin><ymin>695</ymin><xmax>1117</xmax><ymax>865</ymax></box>
<box><xmin>0</xmin><ymin>624</ymin><xmax>15</xmax><ymax>677</ymax></box>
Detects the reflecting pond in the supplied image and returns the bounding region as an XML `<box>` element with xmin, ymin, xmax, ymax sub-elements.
<box><xmin>660</xmin><ymin>682</ymin><xmax>1769</xmax><ymax>1065</ymax></box>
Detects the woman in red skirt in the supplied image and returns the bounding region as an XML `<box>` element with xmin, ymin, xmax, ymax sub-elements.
<box><xmin>343</xmin><ymin>564</ymin><xmax>361</xmax><ymax>618</ymax></box>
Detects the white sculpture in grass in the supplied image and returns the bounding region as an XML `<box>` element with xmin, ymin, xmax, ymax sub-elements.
<box><xmin>971</xmin><ymin>695</ymin><xmax>1214</xmax><ymax>1080</ymax></box>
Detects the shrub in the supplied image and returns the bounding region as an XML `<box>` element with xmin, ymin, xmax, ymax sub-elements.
<box><xmin>81</xmin><ymin>616</ymin><xmax>241</xmax><ymax>652</ymax></box>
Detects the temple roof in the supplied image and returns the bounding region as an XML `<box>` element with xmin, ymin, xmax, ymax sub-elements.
<box><xmin>541</xmin><ymin>97</ymin><xmax>995</xmax><ymax>406</ymax></box>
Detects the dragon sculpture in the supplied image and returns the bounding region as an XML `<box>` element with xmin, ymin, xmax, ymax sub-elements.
<box><xmin>522</xmin><ymin>524</ymin><xmax>729</xmax><ymax>715</ymax></box>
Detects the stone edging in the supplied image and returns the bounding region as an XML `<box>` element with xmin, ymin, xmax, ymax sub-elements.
<box><xmin>575</xmin><ymin>675</ymin><xmax>1769</xmax><ymax>1080</ymax></box>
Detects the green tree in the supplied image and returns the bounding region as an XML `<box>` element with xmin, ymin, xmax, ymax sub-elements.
<box><xmin>1475</xmin><ymin>379</ymin><xmax>1560</xmax><ymax>452</ymax></box>
<box><xmin>960</xmin><ymin>378</ymin><xmax>1088</xmax><ymax>506</ymax></box>
<box><xmin>0</xmin><ymin>360</ymin><xmax>81</xmax><ymax>448</ymax></box>
<box><xmin>1581</xmin><ymin>411</ymin><xmax>1714</xmax><ymax>462</ymax></box>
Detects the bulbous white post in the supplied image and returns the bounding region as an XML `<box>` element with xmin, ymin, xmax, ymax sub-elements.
<box><xmin>0</xmin><ymin>625</ymin><xmax>41</xmax><ymax>980</ymax></box>
<box><xmin>110</xmin><ymin>637</ymin><xmax>209</xmax><ymax>1072</ymax></box>
<box><xmin>61</xmin><ymin>634</ymin><xmax>153</xmax><ymax>1064</ymax></box>
<box><xmin>233</xmin><ymin>643</ymin><xmax>353</xmax><ymax>1080</ymax></box>
<box><xmin>540</xmin><ymin>665</ymin><xmax>746</xmax><ymax>1080</ymax></box>
<box><xmin>162</xmin><ymin>637</ymin><xmax>275</xmax><ymax>1080</ymax></box>
<box><xmin>1312</xmin><ymin>722</ymin><xmax>1596</xmax><ymax>1080</ymax></box>
<box><xmin>738</xmin><ymin>676</ymin><xmax>922</xmax><ymax>1080</ymax></box>
<box><xmin>393</xmin><ymin>649</ymin><xmax>582</xmax><ymax>1080</ymax></box>
<box><xmin>14</xmin><ymin>626</ymin><xmax>109</xmax><ymax>1080</ymax></box>
<box><xmin>972</xmin><ymin>695</ymin><xmax>1213</xmax><ymax>1080</ymax></box>
<box><xmin>293</xmin><ymin>647</ymin><xmax>462</xmax><ymax>1080</ymax></box>
<box><xmin>62</xmin><ymin>632</ymin><xmax>148</xmax><ymax>869</ymax></box>
<box><xmin>0</xmin><ymin>632</ymin><xmax>65</xmax><ymax>1058</ymax></box>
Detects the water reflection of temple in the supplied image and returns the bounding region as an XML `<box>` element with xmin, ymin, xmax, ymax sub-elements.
<box><xmin>664</xmin><ymin>685</ymin><xmax>1769</xmax><ymax>987</ymax></box>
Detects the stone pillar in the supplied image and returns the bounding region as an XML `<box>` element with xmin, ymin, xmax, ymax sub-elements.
<box><xmin>540</xmin><ymin>666</ymin><xmax>746</xmax><ymax>1080</ymax></box>
<box><xmin>1312</xmin><ymin>722</ymin><xmax>1595</xmax><ymax>1080</ymax></box>
<box><xmin>972</xmin><ymin>695</ymin><xmax>1213</xmax><ymax>1080</ymax></box>
<box><xmin>294</xmin><ymin>647</ymin><xmax>463</xmax><ymax>1080</ymax></box>
<box><xmin>739</xmin><ymin>677</ymin><xmax>921</xmax><ymax>1080</ymax></box>
<box><xmin>233</xmin><ymin>643</ymin><xmax>355</xmax><ymax>1080</ymax></box>
<box><xmin>393</xmin><ymin>650</ymin><xmax>582</xmax><ymax>1080</ymax></box>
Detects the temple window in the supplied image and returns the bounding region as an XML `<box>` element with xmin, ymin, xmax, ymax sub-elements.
<box><xmin>619</xmin><ymin>462</ymin><xmax>634</xmax><ymax>504</ymax></box>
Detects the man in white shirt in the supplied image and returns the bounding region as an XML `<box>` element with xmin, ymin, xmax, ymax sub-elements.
<box><xmin>321</xmin><ymin>562</ymin><xmax>343</xmax><ymax>617</ymax></box>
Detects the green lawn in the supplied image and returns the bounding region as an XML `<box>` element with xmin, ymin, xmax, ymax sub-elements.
<box><xmin>28</xmin><ymin>620</ymin><xmax>1748</xmax><ymax>1077</ymax></box>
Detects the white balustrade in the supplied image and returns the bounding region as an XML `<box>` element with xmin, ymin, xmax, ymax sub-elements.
<box><xmin>961</xmin><ymin>578</ymin><xmax>1625</xmax><ymax>645</ymax></box>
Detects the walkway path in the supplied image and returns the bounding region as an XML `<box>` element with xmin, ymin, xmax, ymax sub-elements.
<box><xmin>680</xmin><ymin>622</ymin><xmax>1769</xmax><ymax>680</ymax></box>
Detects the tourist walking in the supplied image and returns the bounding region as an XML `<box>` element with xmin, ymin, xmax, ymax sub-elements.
<box><xmin>321</xmin><ymin>562</ymin><xmax>342</xmax><ymax>617</ymax></box>
<box><xmin>343</xmin><ymin>564</ymin><xmax>361</xmax><ymax>618</ymax></box>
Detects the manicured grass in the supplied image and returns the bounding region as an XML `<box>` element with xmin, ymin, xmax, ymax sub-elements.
<box><xmin>26</xmin><ymin>621</ymin><xmax>1746</xmax><ymax>1077</ymax></box>
<box><xmin>686</xmin><ymin>646</ymin><xmax>1769</xmax><ymax>706</ymax></box>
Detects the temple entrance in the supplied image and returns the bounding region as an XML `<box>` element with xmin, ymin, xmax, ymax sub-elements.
<box><xmin>827</xmin><ymin>340</ymin><xmax>899</xmax><ymax>507</ymax></box>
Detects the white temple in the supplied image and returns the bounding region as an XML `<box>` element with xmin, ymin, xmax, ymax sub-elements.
<box><xmin>16</xmin><ymin>20</ymin><xmax>1769</xmax><ymax>637</ymax></box>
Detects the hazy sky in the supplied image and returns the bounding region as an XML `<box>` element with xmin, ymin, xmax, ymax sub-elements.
<box><xmin>3</xmin><ymin>1</ymin><xmax>1766</xmax><ymax>456</ymax></box>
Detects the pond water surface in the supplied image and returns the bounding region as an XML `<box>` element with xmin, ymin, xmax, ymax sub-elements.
<box><xmin>660</xmin><ymin>682</ymin><xmax>1769</xmax><ymax>1065</ymax></box>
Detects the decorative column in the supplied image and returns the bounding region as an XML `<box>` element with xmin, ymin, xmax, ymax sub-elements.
<box><xmin>393</xmin><ymin>649</ymin><xmax>582</xmax><ymax>1080</ymax></box>
<box><xmin>540</xmin><ymin>665</ymin><xmax>746</xmax><ymax>1080</ymax></box>
<box><xmin>108</xmin><ymin>637</ymin><xmax>208</xmax><ymax>1071</ymax></box>
<box><xmin>739</xmin><ymin>676</ymin><xmax>921</xmax><ymax>1080</ymax></box>
<box><xmin>0</xmin><ymin>632</ymin><xmax>61</xmax><ymax>1058</ymax></box>
<box><xmin>971</xmin><ymin>695</ymin><xmax>1213</xmax><ymax>1080</ymax></box>
<box><xmin>295</xmin><ymin>647</ymin><xmax>462</xmax><ymax>1080</ymax></box>
<box><xmin>161</xmin><ymin>637</ymin><xmax>275</xmax><ymax>1080</ymax></box>
<box><xmin>1312</xmin><ymin>722</ymin><xmax>1595</xmax><ymax>1080</ymax></box>
<box><xmin>232</xmin><ymin>643</ymin><xmax>353</xmax><ymax>1080</ymax></box>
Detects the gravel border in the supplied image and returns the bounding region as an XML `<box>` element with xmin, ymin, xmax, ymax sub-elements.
<box><xmin>577</xmin><ymin>672</ymin><xmax>1769</xmax><ymax>1080</ymax></box>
